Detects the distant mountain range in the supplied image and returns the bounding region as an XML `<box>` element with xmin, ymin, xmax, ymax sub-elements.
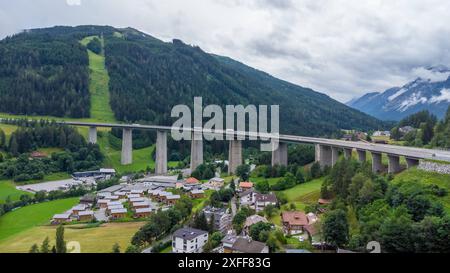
<box><xmin>347</xmin><ymin>66</ymin><xmax>450</xmax><ymax>121</ymax></box>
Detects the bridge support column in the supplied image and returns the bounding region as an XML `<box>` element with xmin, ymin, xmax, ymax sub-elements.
<box><xmin>388</xmin><ymin>154</ymin><xmax>401</xmax><ymax>174</ymax></box>
<box><xmin>272</xmin><ymin>142</ymin><xmax>288</xmax><ymax>167</ymax></box>
<box><xmin>88</xmin><ymin>126</ymin><xmax>97</xmax><ymax>144</ymax></box>
<box><xmin>406</xmin><ymin>157</ymin><xmax>420</xmax><ymax>169</ymax></box>
<box><xmin>315</xmin><ymin>144</ymin><xmax>321</xmax><ymax>163</ymax></box>
<box><xmin>317</xmin><ymin>145</ymin><xmax>332</xmax><ymax>168</ymax></box>
<box><xmin>343</xmin><ymin>148</ymin><xmax>353</xmax><ymax>160</ymax></box>
<box><xmin>357</xmin><ymin>149</ymin><xmax>367</xmax><ymax>162</ymax></box>
<box><xmin>121</xmin><ymin>128</ymin><xmax>133</xmax><ymax>165</ymax></box>
<box><xmin>371</xmin><ymin>152</ymin><xmax>384</xmax><ymax>173</ymax></box>
<box><xmin>331</xmin><ymin>147</ymin><xmax>340</xmax><ymax>166</ymax></box>
<box><xmin>190</xmin><ymin>132</ymin><xmax>203</xmax><ymax>172</ymax></box>
<box><xmin>155</xmin><ymin>130</ymin><xmax>168</xmax><ymax>175</ymax></box>
<box><xmin>228</xmin><ymin>140</ymin><xmax>243</xmax><ymax>175</ymax></box>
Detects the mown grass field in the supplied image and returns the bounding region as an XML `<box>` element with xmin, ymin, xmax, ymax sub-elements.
<box><xmin>0</xmin><ymin>197</ymin><xmax>79</xmax><ymax>242</ymax></box>
<box><xmin>392</xmin><ymin>167</ymin><xmax>450</xmax><ymax>212</ymax></box>
<box><xmin>80</xmin><ymin>36</ymin><xmax>116</xmax><ymax>123</ymax></box>
<box><xmin>0</xmin><ymin>222</ymin><xmax>145</xmax><ymax>253</ymax></box>
<box><xmin>0</xmin><ymin>180</ymin><xmax>31</xmax><ymax>203</ymax></box>
<box><xmin>268</xmin><ymin>178</ymin><xmax>324</xmax><ymax>226</ymax></box>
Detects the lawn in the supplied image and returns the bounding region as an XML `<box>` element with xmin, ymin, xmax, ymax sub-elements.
<box><xmin>251</xmin><ymin>176</ymin><xmax>283</xmax><ymax>186</ymax></box>
<box><xmin>0</xmin><ymin>222</ymin><xmax>145</xmax><ymax>253</ymax></box>
<box><xmin>97</xmin><ymin>132</ymin><xmax>180</xmax><ymax>174</ymax></box>
<box><xmin>80</xmin><ymin>36</ymin><xmax>116</xmax><ymax>123</ymax></box>
<box><xmin>14</xmin><ymin>172</ymin><xmax>72</xmax><ymax>185</ymax></box>
<box><xmin>392</xmin><ymin>167</ymin><xmax>450</xmax><ymax>212</ymax></box>
<box><xmin>0</xmin><ymin>180</ymin><xmax>32</xmax><ymax>203</ymax></box>
<box><xmin>0</xmin><ymin>124</ymin><xmax>18</xmax><ymax>143</ymax></box>
<box><xmin>280</xmin><ymin>177</ymin><xmax>324</xmax><ymax>203</ymax></box>
<box><xmin>0</xmin><ymin>197</ymin><xmax>79</xmax><ymax>242</ymax></box>
<box><xmin>267</xmin><ymin>178</ymin><xmax>325</xmax><ymax>226</ymax></box>
<box><xmin>192</xmin><ymin>190</ymin><xmax>214</xmax><ymax>213</ymax></box>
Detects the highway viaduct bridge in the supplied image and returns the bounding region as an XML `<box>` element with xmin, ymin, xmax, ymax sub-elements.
<box><xmin>59</xmin><ymin>121</ymin><xmax>450</xmax><ymax>175</ymax></box>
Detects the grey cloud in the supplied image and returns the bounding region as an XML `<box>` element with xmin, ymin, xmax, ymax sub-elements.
<box><xmin>1</xmin><ymin>0</ymin><xmax>450</xmax><ymax>102</ymax></box>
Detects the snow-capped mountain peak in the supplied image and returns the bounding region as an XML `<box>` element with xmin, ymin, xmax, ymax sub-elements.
<box><xmin>347</xmin><ymin>65</ymin><xmax>450</xmax><ymax>121</ymax></box>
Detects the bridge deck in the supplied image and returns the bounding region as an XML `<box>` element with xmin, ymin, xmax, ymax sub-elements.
<box><xmin>56</xmin><ymin>121</ymin><xmax>450</xmax><ymax>162</ymax></box>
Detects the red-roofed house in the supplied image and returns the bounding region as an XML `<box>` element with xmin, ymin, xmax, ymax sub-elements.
<box><xmin>186</xmin><ymin>177</ymin><xmax>200</xmax><ymax>184</ymax></box>
<box><xmin>281</xmin><ymin>211</ymin><xmax>309</xmax><ymax>235</ymax></box>
<box><xmin>239</xmin><ymin>182</ymin><xmax>253</xmax><ymax>190</ymax></box>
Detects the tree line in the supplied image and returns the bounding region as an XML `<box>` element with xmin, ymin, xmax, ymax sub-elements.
<box><xmin>319</xmin><ymin>159</ymin><xmax>450</xmax><ymax>252</ymax></box>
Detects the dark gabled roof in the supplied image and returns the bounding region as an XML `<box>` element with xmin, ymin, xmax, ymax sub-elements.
<box><xmin>238</xmin><ymin>189</ymin><xmax>254</xmax><ymax>198</ymax></box>
<box><xmin>255</xmin><ymin>193</ymin><xmax>277</xmax><ymax>203</ymax></box>
<box><xmin>173</xmin><ymin>228</ymin><xmax>208</xmax><ymax>240</ymax></box>
<box><xmin>232</xmin><ymin>237</ymin><xmax>267</xmax><ymax>253</ymax></box>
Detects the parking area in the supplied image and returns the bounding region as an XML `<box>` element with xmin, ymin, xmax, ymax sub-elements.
<box><xmin>16</xmin><ymin>179</ymin><xmax>94</xmax><ymax>193</ymax></box>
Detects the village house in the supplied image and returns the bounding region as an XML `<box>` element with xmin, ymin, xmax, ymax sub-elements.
<box><xmin>126</xmin><ymin>194</ymin><xmax>141</xmax><ymax>199</ymax></box>
<box><xmin>106</xmin><ymin>204</ymin><xmax>124</xmax><ymax>215</ymax></box>
<box><xmin>203</xmin><ymin>206</ymin><xmax>232</xmax><ymax>234</ymax></box>
<box><xmin>189</xmin><ymin>189</ymin><xmax>205</xmax><ymax>199</ymax></box>
<box><xmin>132</xmin><ymin>201</ymin><xmax>151</xmax><ymax>211</ymax></box>
<box><xmin>239</xmin><ymin>182</ymin><xmax>254</xmax><ymax>191</ymax></box>
<box><xmin>238</xmin><ymin>189</ymin><xmax>256</xmax><ymax>206</ymax></box>
<box><xmin>97</xmin><ymin>199</ymin><xmax>109</xmax><ymax>209</ymax></box>
<box><xmin>185</xmin><ymin>177</ymin><xmax>200</xmax><ymax>185</ymax></box>
<box><xmin>204</xmin><ymin>177</ymin><xmax>224</xmax><ymax>190</ymax></box>
<box><xmin>52</xmin><ymin>213</ymin><xmax>71</xmax><ymax>225</ymax></box>
<box><xmin>157</xmin><ymin>191</ymin><xmax>173</xmax><ymax>203</ymax></box>
<box><xmin>114</xmin><ymin>191</ymin><xmax>128</xmax><ymax>199</ymax></box>
<box><xmin>30</xmin><ymin>151</ymin><xmax>48</xmax><ymax>159</ymax></box>
<box><xmin>243</xmin><ymin>215</ymin><xmax>269</xmax><ymax>235</ymax></box>
<box><xmin>318</xmin><ymin>198</ymin><xmax>332</xmax><ymax>205</ymax></box>
<box><xmin>134</xmin><ymin>208</ymin><xmax>152</xmax><ymax>218</ymax></box>
<box><xmin>71</xmin><ymin>204</ymin><xmax>87</xmax><ymax>216</ymax></box>
<box><xmin>79</xmin><ymin>193</ymin><xmax>96</xmax><ymax>207</ymax></box>
<box><xmin>110</xmin><ymin>208</ymin><xmax>127</xmax><ymax>219</ymax></box>
<box><xmin>78</xmin><ymin>210</ymin><xmax>94</xmax><ymax>222</ymax></box>
<box><xmin>148</xmin><ymin>190</ymin><xmax>161</xmax><ymax>200</ymax></box>
<box><xmin>165</xmin><ymin>194</ymin><xmax>181</xmax><ymax>206</ymax></box>
<box><xmin>172</xmin><ymin>228</ymin><xmax>209</xmax><ymax>253</ymax></box>
<box><xmin>104</xmin><ymin>195</ymin><xmax>120</xmax><ymax>201</ymax></box>
<box><xmin>281</xmin><ymin>211</ymin><xmax>311</xmax><ymax>235</ymax></box>
<box><xmin>130</xmin><ymin>189</ymin><xmax>145</xmax><ymax>197</ymax></box>
<box><xmin>222</xmin><ymin>236</ymin><xmax>269</xmax><ymax>253</ymax></box>
<box><xmin>254</xmin><ymin>192</ymin><xmax>278</xmax><ymax>211</ymax></box>
<box><xmin>129</xmin><ymin>197</ymin><xmax>145</xmax><ymax>204</ymax></box>
<box><xmin>72</xmin><ymin>168</ymin><xmax>116</xmax><ymax>181</ymax></box>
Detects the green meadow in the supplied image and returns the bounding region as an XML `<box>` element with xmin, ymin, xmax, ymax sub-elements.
<box><xmin>0</xmin><ymin>198</ymin><xmax>79</xmax><ymax>242</ymax></box>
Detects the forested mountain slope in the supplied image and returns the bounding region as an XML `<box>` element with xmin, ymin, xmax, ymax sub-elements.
<box><xmin>0</xmin><ymin>25</ymin><xmax>386</xmax><ymax>136</ymax></box>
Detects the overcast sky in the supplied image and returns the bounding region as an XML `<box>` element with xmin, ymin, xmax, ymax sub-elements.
<box><xmin>1</xmin><ymin>0</ymin><xmax>450</xmax><ymax>102</ymax></box>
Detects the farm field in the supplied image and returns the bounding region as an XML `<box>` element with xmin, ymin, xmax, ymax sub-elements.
<box><xmin>0</xmin><ymin>198</ymin><xmax>78</xmax><ymax>242</ymax></box>
<box><xmin>0</xmin><ymin>222</ymin><xmax>145</xmax><ymax>253</ymax></box>
<box><xmin>0</xmin><ymin>180</ymin><xmax>32</xmax><ymax>203</ymax></box>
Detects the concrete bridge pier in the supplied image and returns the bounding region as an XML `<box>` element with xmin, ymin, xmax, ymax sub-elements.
<box><xmin>88</xmin><ymin>126</ymin><xmax>97</xmax><ymax>144</ymax></box>
<box><xmin>331</xmin><ymin>147</ymin><xmax>340</xmax><ymax>166</ymax></box>
<box><xmin>228</xmin><ymin>140</ymin><xmax>243</xmax><ymax>175</ymax></box>
<box><xmin>357</xmin><ymin>149</ymin><xmax>367</xmax><ymax>162</ymax></box>
<box><xmin>343</xmin><ymin>148</ymin><xmax>353</xmax><ymax>160</ymax></box>
<box><xmin>371</xmin><ymin>152</ymin><xmax>384</xmax><ymax>173</ymax></box>
<box><xmin>406</xmin><ymin>157</ymin><xmax>420</xmax><ymax>169</ymax></box>
<box><xmin>388</xmin><ymin>154</ymin><xmax>401</xmax><ymax>174</ymax></box>
<box><xmin>317</xmin><ymin>145</ymin><xmax>332</xmax><ymax>168</ymax></box>
<box><xmin>315</xmin><ymin>144</ymin><xmax>321</xmax><ymax>163</ymax></box>
<box><xmin>155</xmin><ymin>130</ymin><xmax>168</xmax><ymax>175</ymax></box>
<box><xmin>272</xmin><ymin>142</ymin><xmax>288</xmax><ymax>167</ymax></box>
<box><xmin>121</xmin><ymin>128</ymin><xmax>133</xmax><ymax>165</ymax></box>
<box><xmin>190</xmin><ymin>132</ymin><xmax>204</xmax><ymax>172</ymax></box>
